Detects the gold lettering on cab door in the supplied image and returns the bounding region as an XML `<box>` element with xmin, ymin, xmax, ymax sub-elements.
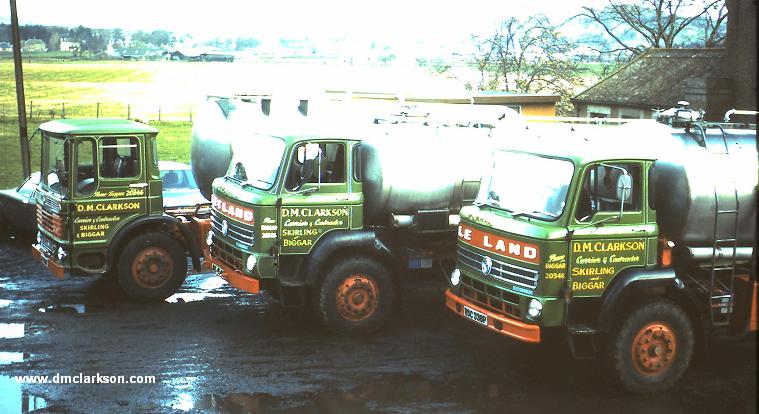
<box><xmin>570</xmin><ymin>239</ymin><xmax>646</xmax><ymax>295</ymax></box>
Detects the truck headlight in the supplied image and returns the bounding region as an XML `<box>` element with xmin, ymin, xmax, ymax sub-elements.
<box><xmin>527</xmin><ymin>298</ymin><xmax>543</xmax><ymax>319</ymax></box>
<box><xmin>56</xmin><ymin>247</ymin><xmax>67</xmax><ymax>262</ymax></box>
<box><xmin>246</xmin><ymin>255</ymin><xmax>257</xmax><ymax>271</ymax></box>
<box><xmin>449</xmin><ymin>268</ymin><xmax>461</xmax><ymax>287</ymax></box>
<box><xmin>205</xmin><ymin>230</ymin><xmax>213</xmax><ymax>247</ymax></box>
<box><xmin>36</xmin><ymin>231</ymin><xmax>42</xmax><ymax>245</ymax></box>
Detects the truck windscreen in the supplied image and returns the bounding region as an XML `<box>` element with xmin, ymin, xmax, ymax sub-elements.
<box><xmin>41</xmin><ymin>134</ymin><xmax>69</xmax><ymax>197</ymax></box>
<box><xmin>226</xmin><ymin>135</ymin><xmax>286</xmax><ymax>190</ymax></box>
<box><xmin>477</xmin><ymin>151</ymin><xmax>574</xmax><ymax>221</ymax></box>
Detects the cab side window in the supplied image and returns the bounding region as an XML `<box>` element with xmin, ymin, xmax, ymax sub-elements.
<box><xmin>75</xmin><ymin>139</ymin><xmax>96</xmax><ymax>196</ymax></box>
<box><xmin>575</xmin><ymin>163</ymin><xmax>641</xmax><ymax>222</ymax></box>
<box><xmin>286</xmin><ymin>143</ymin><xmax>345</xmax><ymax>191</ymax></box>
<box><xmin>100</xmin><ymin>137</ymin><xmax>139</xmax><ymax>179</ymax></box>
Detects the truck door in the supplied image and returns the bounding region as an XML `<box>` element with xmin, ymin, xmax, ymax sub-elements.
<box><xmin>72</xmin><ymin>136</ymin><xmax>148</xmax><ymax>245</ymax></box>
<box><xmin>279</xmin><ymin>141</ymin><xmax>358</xmax><ymax>255</ymax></box>
<box><xmin>567</xmin><ymin>162</ymin><xmax>655</xmax><ymax>298</ymax></box>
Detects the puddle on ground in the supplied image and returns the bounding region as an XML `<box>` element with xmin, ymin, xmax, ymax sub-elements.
<box><xmin>0</xmin><ymin>375</ymin><xmax>47</xmax><ymax>413</ymax></box>
<box><xmin>173</xmin><ymin>374</ymin><xmax>478</xmax><ymax>413</ymax></box>
<box><xmin>165</xmin><ymin>292</ymin><xmax>232</xmax><ymax>304</ymax></box>
<box><xmin>38</xmin><ymin>304</ymin><xmax>87</xmax><ymax>314</ymax></box>
<box><xmin>165</xmin><ymin>274</ymin><xmax>232</xmax><ymax>303</ymax></box>
<box><xmin>0</xmin><ymin>323</ymin><xmax>24</xmax><ymax>339</ymax></box>
<box><xmin>0</xmin><ymin>352</ymin><xmax>27</xmax><ymax>365</ymax></box>
<box><xmin>198</xmin><ymin>275</ymin><xmax>228</xmax><ymax>291</ymax></box>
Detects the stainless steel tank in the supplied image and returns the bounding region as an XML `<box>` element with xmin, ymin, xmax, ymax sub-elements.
<box><xmin>191</xmin><ymin>100</ymin><xmax>235</xmax><ymax>199</ymax></box>
<box><xmin>361</xmin><ymin>124</ymin><xmax>492</xmax><ymax>225</ymax></box>
<box><xmin>650</xmin><ymin>125</ymin><xmax>757</xmax><ymax>247</ymax></box>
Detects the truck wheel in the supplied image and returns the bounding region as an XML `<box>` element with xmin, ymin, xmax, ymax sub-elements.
<box><xmin>315</xmin><ymin>256</ymin><xmax>394</xmax><ymax>335</ymax></box>
<box><xmin>116</xmin><ymin>232</ymin><xmax>188</xmax><ymax>301</ymax></box>
<box><xmin>607</xmin><ymin>299</ymin><xmax>694</xmax><ymax>393</ymax></box>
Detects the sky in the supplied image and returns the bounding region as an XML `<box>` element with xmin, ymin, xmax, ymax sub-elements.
<box><xmin>0</xmin><ymin>0</ymin><xmax>611</xmax><ymax>41</ymax></box>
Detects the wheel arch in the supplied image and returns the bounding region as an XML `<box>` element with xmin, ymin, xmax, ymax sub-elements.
<box><xmin>598</xmin><ymin>267</ymin><xmax>699</xmax><ymax>334</ymax></box>
<box><xmin>107</xmin><ymin>215</ymin><xmax>201</xmax><ymax>272</ymax></box>
<box><xmin>302</xmin><ymin>229</ymin><xmax>399</xmax><ymax>288</ymax></box>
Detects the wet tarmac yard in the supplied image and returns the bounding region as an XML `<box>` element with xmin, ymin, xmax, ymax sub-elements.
<box><xmin>0</xmin><ymin>235</ymin><xmax>756</xmax><ymax>413</ymax></box>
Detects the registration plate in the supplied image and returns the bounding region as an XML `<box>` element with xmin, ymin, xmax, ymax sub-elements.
<box><xmin>212</xmin><ymin>263</ymin><xmax>223</xmax><ymax>277</ymax></box>
<box><xmin>464</xmin><ymin>306</ymin><xmax>488</xmax><ymax>326</ymax></box>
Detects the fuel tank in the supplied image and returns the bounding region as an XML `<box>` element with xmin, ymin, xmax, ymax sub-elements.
<box><xmin>360</xmin><ymin>124</ymin><xmax>492</xmax><ymax>225</ymax></box>
<box><xmin>649</xmin><ymin>124</ymin><xmax>757</xmax><ymax>247</ymax></box>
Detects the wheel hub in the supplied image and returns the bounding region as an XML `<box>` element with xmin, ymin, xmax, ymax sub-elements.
<box><xmin>631</xmin><ymin>322</ymin><xmax>677</xmax><ymax>376</ymax></box>
<box><xmin>336</xmin><ymin>275</ymin><xmax>379</xmax><ymax>322</ymax></box>
<box><xmin>131</xmin><ymin>247</ymin><xmax>174</xmax><ymax>289</ymax></box>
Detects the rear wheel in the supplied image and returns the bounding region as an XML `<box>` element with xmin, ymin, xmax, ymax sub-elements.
<box><xmin>116</xmin><ymin>232</ymin><xmax>188</xmax><ymax>301</ymax></box>
<box><xmin>314</xmin><ymin>256</ymin><xmax>394</xmax><ymax>335</ymax></box>
<box><xmin>607</xmin><ymin>299</ymin><xmax>694</xmax><ymax>393</ymax></box>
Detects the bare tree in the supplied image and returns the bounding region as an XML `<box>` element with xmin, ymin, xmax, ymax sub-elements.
<box><xmin>472</xmin><ymin>15</ymin><xmax>584</xmax><ymax>115</ymax></box>
<box><xmin>579</xmin><ymin>0</ymin><xmax>727</xmax><ymax>55</ymax></box>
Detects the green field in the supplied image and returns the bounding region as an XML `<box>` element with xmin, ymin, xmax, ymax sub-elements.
<box><xmin>0</xmin><ymin>60</ymin><xmax>210</xmax><ymax>188</ymax></box>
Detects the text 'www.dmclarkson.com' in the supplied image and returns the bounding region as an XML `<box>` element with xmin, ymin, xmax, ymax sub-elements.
<box><xmin>14</xmin><ymin>373</ymin><xmax>157</xmax><ymax>384</ymax></box>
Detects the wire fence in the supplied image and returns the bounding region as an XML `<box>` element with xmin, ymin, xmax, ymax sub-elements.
<box><xmin>0</xmin><ymin>100</ymin><xmax>196</xmax><ymax>124</ymax></box>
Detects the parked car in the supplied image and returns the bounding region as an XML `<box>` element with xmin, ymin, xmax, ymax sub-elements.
<box><xmin>159</xmin><ymin>161</ymin><xmax>210</xmax><ymax>214</ymax></box>
<box><xmin>0</xmin><ymin>172</ymin><xmax>41</xmax><ymax>235</ymax></box>
<box><xmin>0</xmin><ymin>162</ymin><xmax>208</xmax><ymax>237</ymax></box>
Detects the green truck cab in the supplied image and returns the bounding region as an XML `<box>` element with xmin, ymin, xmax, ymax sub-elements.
<box><xmin>445</xmin><ymin>120</ymin><xmax>757</xmax><ymax>392</ymax></box>
<box><xmin>32</xmin><ymin>119</ymin><xmax>210</xmax><ymax>301</ymax></box>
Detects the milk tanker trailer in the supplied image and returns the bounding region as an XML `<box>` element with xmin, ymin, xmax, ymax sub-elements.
<box><xmin>191</xmin><ymin>96</ymin><xmax>515</xmax><ymax>334</ymax></box>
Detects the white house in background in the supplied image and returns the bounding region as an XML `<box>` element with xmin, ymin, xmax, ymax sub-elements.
<box><xmin>60</xmin><ymin>39</ymin><xmax>80</xmax><ymax>52</ymax></box>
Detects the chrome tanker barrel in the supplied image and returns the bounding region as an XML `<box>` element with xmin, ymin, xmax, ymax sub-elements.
<box><xmin>191</xmin><ymin>98</ymin><xmax>279</xmax><ymax>199</ymax></box>
<box><xmin>647</xmin><ymin>124</ymin><xmax>757</xmax><ymax>256</ymax></box>
<box><xmin>361</xmin><ymin>124</ymin><xmax>492</xmax><ymax>228</ymax></box>
<box><xmin>191</xmin><ymin>99</ymin><xmax>235</xmax><ymax>200</ymax></box>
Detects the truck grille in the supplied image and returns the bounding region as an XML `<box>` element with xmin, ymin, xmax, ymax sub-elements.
<box><xmin>211</xmin><ymin>210</ymin><xmax>255</xmax><ymax>248</ymax></box>
<box><xmin>37</xmin><ymin>205</ymin><xmax>63</xmax><ymax>237</ymax></box>
<box><xmin>460</xmin><ymin>275</ymin><xmax>521</xmax><ymax>319</ymax></box>
<box><xmin>211</xmin><ymin>237</ymin><xmax>244</xmax><ymax>271</ymax></box>
<box><xmin>44</xmin><ymin>197</ymin><xmax>62</xmax><ymax>213</ymax></box>
<box><xmin>458</xmin><ymin>245</ymin><xmax>539</xmax><ymax>289</ymax></box>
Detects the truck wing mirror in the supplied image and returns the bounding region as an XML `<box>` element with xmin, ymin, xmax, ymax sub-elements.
<box><xmin>296</xmin><ymin>143</ymin><xmax>321</xmax><ymax>191</ymax></box>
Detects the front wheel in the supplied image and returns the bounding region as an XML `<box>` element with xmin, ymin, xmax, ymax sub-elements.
<box><xmin>116</xmin><ymin>232</ymin><xmax>188</xmax><ymax>301</ymax></box>
<box><xmin>314</xmin><ymin>256</ymin><xmax>394</xmax><ymax>335</ymax></box>
<box><xmin>607</xmin><ymin>298</ymin><xmax>694</xmax><ymax>393</ymax></box>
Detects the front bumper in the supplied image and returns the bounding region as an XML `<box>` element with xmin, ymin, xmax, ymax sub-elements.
<box><xmin>445</xmin><ymin>289</ymin><xmax>541</xmax><ymax>343</ymax></box>
<box><xmin>31</xmin><ymin>244</ymin><xmax>65</xmax><ymax>280</ymax></box>
<box><xmin>210</xmin><ymin>256</ymin><xmax>260</xmax><ymax>294</ymax></box>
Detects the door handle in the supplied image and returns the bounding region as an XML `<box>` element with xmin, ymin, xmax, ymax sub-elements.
<box><xmin>129</xmin><ymin>183</ymin><xmax>148</xmax><ymax>188</ymax></box>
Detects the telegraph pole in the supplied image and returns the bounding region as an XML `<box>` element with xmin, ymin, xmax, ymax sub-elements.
<box><xmin>10</xmin><ymin>0</ymin><xmax>31</xmax><ymax>177</ymax></box>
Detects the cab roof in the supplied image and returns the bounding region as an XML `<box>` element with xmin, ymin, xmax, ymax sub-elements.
<box><xmin>496</xmin><ymin>121</ymin><xmax>674</xmax><ymax>164</ymax></box>
<box><xmin>39</xmin><ymin>118</ymin><xmax>159</xmax><ymax>136</ymax></box>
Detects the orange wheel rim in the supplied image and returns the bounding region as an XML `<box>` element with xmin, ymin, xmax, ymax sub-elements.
<box><xmin>131</xmin><ymin>247</ymin><xmax>174</xmax><ymax>289</ymax></box>
<box><xmin>336</xmin><ymin>274</ymin><xmax>379</xmax><ymax>322</ymax></box>
<box><xmin>631</xmin><ymin>322</ymin><xmax>677</xmax><ymax>376</ymax></box>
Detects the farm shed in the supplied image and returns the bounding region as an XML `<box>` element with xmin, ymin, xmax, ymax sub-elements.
<box><xmin>572</xmin><ymin>48</ymin><xmax>733</xmax><ymax>121</ymax></box>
